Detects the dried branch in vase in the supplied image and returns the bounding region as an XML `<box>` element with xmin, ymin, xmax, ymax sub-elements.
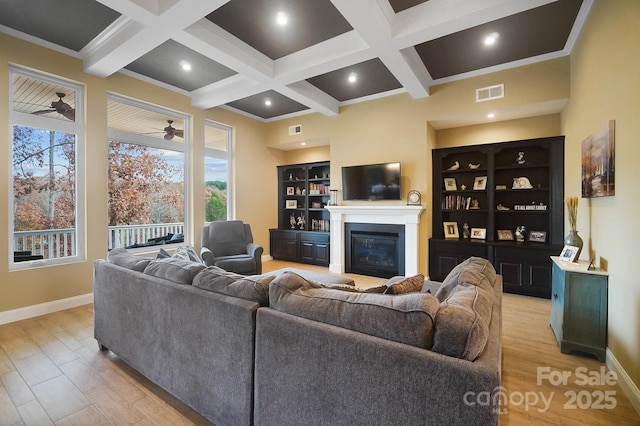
<box><xmin>566</xmin><ymin>196</ymin><xmax>579</xmax><ymax>231</ymax></box>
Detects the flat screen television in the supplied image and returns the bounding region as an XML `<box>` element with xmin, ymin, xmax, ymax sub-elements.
<box><xmin>342</xmin><ymin>162</ymin><xmax>401</xmax><ymax>201</ymax></box>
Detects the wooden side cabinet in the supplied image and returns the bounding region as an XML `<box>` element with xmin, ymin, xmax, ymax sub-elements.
<box><xmin>550</xmin><ymin>256</ymin><xmax>608</xmax><ymax>361</ymax></box>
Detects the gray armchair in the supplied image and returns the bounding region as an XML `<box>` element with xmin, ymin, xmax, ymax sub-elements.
<box><xmin>200</xmin><ymin>220</ymin><xmax>263</xmax><ymax>275</ymax></box>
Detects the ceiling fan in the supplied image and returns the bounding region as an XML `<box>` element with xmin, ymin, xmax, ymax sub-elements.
<box><xmin>32</xmin><ymin>92</ymin><xmax>75</xmax><ymax>121</ymax></box>
<box><xmin>161</xmin><ymin>120</ymin><xmax>184</xmax><ymax>140</ymax></box>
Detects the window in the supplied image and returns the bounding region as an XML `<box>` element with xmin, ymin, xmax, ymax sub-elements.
<box><xmin>204</xmin><ymin>121</ymin><xmax>232</xmax><ymax>222</ymax></box>
<box><xmin>9</xmin><ymin>66</ymin><xmax>85</xmax><ymax>268</ymax></box>
<box><xmin>107</xmin><ymin>96</ymin><xmax>189</xmax><ymax>250</ymax></box>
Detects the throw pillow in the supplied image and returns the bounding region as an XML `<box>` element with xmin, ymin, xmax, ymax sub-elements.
<box><xmin>156</xmin><ymin>248</ymin><xmax>171</xmax><ymax>259</ymax></box>
<box><xmin>172</xmin><ymin>246</ymin><xmax>200</xmax><ymax>263</ymax></box>
<box><xmin>382</xmin><ymin>274</ymin><xmax>425</xmax><ymax>294</ymax></box>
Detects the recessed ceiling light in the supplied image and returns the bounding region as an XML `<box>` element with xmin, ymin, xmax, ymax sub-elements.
<box><xmin>264</xmin><ymin>99</ymin><xmax>272</xmax><ymax>106</ymax></box>
<box><xmin>180</xmin><ymin>60</ymin><xmax>191</xmax><ymax>71</ymax></box>
<box><xmin>484</xmin><ymin>32</ymin><xmax>500</xmax><ymax>46</ymax></box>
<box><xmin>301</xmin><ymin>142</ymin><xmax>306</xmax><ymax>146</ymax></box>
<box><xmin>348</xmin><ymin>72</ymin><xmax>357</xmax><ymax>83</ymax></box>
<box><xmin>487</xmin><ymin>113</ymin><xmax>495</xmax><ymax>119</ymax></box>
<box><xmin>276</xmin><ymin>11</ymin><xmax>288</xmax><ymax>26</ymax></box>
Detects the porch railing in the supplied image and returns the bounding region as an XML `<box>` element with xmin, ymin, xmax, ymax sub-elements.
<box><xmin>13</xmin><ymin>223</ymin><xmax>185</xmax><ymax>259</ymax></box>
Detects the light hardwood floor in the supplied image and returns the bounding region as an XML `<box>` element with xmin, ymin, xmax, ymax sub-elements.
<box><xmin>0</xmin><ymin>260</ymin><xmax>638</xmax><ymax>425</ymax></box>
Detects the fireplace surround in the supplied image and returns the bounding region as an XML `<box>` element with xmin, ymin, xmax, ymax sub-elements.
<box><xmin>326</xmin><ymin>205</ymin><xmax>424</xmax><ymax>276</ymax></box>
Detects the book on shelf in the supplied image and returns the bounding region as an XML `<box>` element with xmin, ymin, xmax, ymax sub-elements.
<box><xmin>311</xmin><ymin>219</ymin><xmax>330</xmax><ymax>232</ymax></box>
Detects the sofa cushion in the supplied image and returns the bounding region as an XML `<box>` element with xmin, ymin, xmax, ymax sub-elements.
<box><xmin>435</xmin><ymin>257</ymin><xmax>497</xmax><ymax>301</ymax></box>
<box><xmin>320</xmin><ymin>283</ymin><xmax>387</xmax><ymax>293</ymax></box>
<box><xmin>382</xmin><ymin>274</ymin><xmax>425</xmax><ymax>294</ymax></box>
<box><xmin>432</xmin><ymin>281</ymin><xmax>494</xmax><ymax>361</ymax></box>
<box><xmin>269</xmin><ymin>271</ymin><xmax>440</xmax><ymax>349</ymax></box>
<box><xmin>193</xmin><ymin>266</ymin><xmax>274</xmax><ymax>306</ymax></box>
<box><xmin>142</xmin><ymin>258</ymin><xmax>206</xmax><ymax>285</ymax></box>
<box><xmin>107</xmin><ymin>248</ymin><xmax>151</xmax><ymax>272</ymax></box>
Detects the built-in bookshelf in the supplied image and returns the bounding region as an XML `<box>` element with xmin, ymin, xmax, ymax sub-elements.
<box><xmin>270</xmin><ymin>161</ymin><xmax>331</xmax><ymax>266</ymax></box>
<box><xmin>430</xmin><ymin>136</ymin><xmax>565</xmax><ymax>298</ymax></box>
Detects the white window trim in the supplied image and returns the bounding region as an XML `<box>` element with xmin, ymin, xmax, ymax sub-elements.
<box><xmin>204</xmin><ymin>120</ymin><xmax>233</xmax><ymax>221</ymax></box>
<box><xmin>106</xmin><ymin>94</ymin><xmax>191</xmax><ymax>253</ymax></box>
<box><xmin>8</xmin><ymin>66</ymin><xmax>86</xmax><ymax>270</ymax></box>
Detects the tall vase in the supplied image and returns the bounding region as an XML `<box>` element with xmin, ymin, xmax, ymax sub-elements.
<box><xmin>564</xmin><ymin>230</ymin><xmax>583</xmax><ymax>259</ymax></box>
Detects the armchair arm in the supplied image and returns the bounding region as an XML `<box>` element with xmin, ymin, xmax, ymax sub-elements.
<box><xmin>200</xmin><ymin>246</ymin><xmax>215</xmax><ymax>266</ymax></box>
<box><xmin>246</xmin><ymin>243</ymin><xmax>264</xmax><ymax>274</ymax></box>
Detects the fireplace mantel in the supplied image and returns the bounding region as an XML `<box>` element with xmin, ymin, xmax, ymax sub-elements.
<box><xmin>326</xmin><ymin>205</ymin><xmax>424</xmax><ymax>276</ymax></box>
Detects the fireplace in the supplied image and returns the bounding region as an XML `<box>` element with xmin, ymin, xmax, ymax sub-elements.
<box><xmin>326</xmin><ymin>205</ymin><xmax>424</xmax><ymax>276</ymax></box>
<box><xmin>345</xmin><ymin>223</ymin><xmax>405</xmax><ymax>278</ymax></box>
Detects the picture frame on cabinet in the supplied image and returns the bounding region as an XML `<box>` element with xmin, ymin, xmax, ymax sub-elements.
<box><xmin>444</xmin><ymin>178</ymin><xmax>457</xmax><ymax>191</ymax></box>
<box><xmin>443</xmin><ymin>222</ymin><xmax>459</xmax><ymax>239</ymax></box>
<box><xmin>471</xmin><ymin>228</ymin><xmax>486</xmax><ymax>240</ymax></box>
<box><xmin>528</xmin><ymin>230</ymin><xmax>547</xmax><ymax>243</ymax></box>
<box><xmin>473</xmin><ymin>176</ymin><xmax>487</xmax><ymax>190</ymax></box>
<box><xmin>286</xmin><ymin>187</ymin><xmax>295</xmax><ymax>195</ymax></box>
<box><xmin>497</xmin><ymin>230</ymin><xmax>514</xmax><ymax>241</ymax></box>
<box><xmin>559</xmin><ymin>245</ymin><xmax>579</xmax><ymax>262</ymax></box>
<box><xmin>285</xmin><ymin>199</ymin><xmax>298</xmax><ymax>209</ymax></box>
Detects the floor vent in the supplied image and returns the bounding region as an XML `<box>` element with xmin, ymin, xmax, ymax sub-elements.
<box><xmin>476</xmin><ymin>84</ymin><xmax>504</xmax><ymax>102</ymax></box>
<box><xmin>289</xmin><ymin>124</ymin><xmax>302</xmax><ymax>136</ymax></box>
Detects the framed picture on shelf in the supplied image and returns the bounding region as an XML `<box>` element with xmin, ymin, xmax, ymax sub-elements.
<box><xmin>285</xmin><ymin>199</ymin><xmax>297</xmax><ymax>209</ymax></box>
<box><xmin>311</xmin><ymin>201</ymin><xmax>322</xmax><ymax>209</ymax></box>
<box><xmin>444</xmin><ymin>178</ymin><xmax>457</xmax><ymax>191</ymax></box>
<box><xmin>286</xmin><ymin>187</ymin><xmax>295</xmax><ymax>195</ymax></box>
<box><xmin>471</xmin><ymin>228</ymin><xmax>486</xmax><ymax>240</ymax></box>
<box><xmin>443</xmin><ymin>222</ymin><xmax>459</xmax><ymax>239</ymax></box>
<box><xmin>497</xmin><ymin>230</ymin><xmax>514</xmax><ymax>241</ymax></box>
<box><xmin>559</xmin><ymin>245</ymin><xmax>579</xmax><ymax>262</ymax></box>
<box><xmin>473</xmin><ymin>176</ymin><xmax>487</xmax><ymax>190</ymax></box>
<box><xmin>528</xmin><ymin>230</ymin><xmax>547</xmax><ymax>243</ymax></box>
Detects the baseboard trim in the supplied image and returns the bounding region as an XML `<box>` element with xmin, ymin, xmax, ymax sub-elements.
<box><xmin>0</xmin><ymin>293</ymin><xmax>93</xmax><ymax>325</ymax></box>
<box><xmin>607</xmin><ymin>348</ymin><xmax>640</xmax><ymax>416</ymax></box>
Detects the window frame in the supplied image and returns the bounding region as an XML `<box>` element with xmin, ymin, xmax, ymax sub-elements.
<box><xmin>8</xmin><ymin>66</ymin><xmax>86</xmax><ymax>270</ymax></box>
<box><xmin>204</xmin><ymin>120</ymin><xmax>233</xmax><ymax>222</ymax></box>
<box><xmin>106</xmin><ymin>94</ymin><xmax>191</xmax><ymax>253</ymax></box>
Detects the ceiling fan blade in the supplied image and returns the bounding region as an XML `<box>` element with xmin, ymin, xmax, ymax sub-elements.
<box><xmin>164</xmin><ymin>133</ymin><xmax>174</xmax><ymax>141</ymax></box>
<box><xmin>32</xmin><ymin>109</ymin><xmax>56</xmax><ymax>115</ymax></box>
<box><xmin>175</xmin><ymin>129</ymin><xmax>184</xmax><ymax>138</ymax></box>
<box><xmin>62</xmin><ymin>109</ymin><xmax>75</xmax><ymax>121</ymax></box>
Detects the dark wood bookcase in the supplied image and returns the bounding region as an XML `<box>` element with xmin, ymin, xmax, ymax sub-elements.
<box><xmin>430</xmin><ymin>136</ymin><xmax>565</xmax><ymax>298</ymax></box>
<box><xmin>270</xmin><ymin>161</ymin><xmax>331</xmax><ymax>266</ymax></box>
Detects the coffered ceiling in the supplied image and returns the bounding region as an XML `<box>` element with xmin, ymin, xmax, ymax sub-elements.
<box><xmin>1</xmin><ymin>0</ymin><xmax>591</xmax><ymax>123</ymax></box>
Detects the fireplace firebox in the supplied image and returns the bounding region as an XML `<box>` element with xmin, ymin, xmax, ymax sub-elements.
<box><xmin>345</xmin><ymin>223</ymin><xmax>405</xmax><ymax>278</ymax></box>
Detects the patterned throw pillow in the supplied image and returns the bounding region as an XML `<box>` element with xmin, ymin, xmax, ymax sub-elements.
<box><xmin>383</xmin><ymin>274</ymin><xmax>425</xmax><ymax>294</ymax></box>
<box><xmin>320</xmin><ymin>283</ymin><xmax>387</xmax><ymax>293</ymax></box>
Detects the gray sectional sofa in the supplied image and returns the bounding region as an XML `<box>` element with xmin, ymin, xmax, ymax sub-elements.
<box><xmin>93</xmin><ymin>249</ymin><xmax>502</xmax><ymax>426</ymax></box>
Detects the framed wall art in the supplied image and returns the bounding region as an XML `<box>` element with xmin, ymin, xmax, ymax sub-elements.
<box><xmin>581</xmin><ymin>120</ymin><xmax>615</xmax><ymax>198</ymax></box>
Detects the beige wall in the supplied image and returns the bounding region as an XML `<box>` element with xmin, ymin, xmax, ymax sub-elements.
<box><xmin>560</xmin><ymin>0</ymin><xmax>640</xmax><ymax>391</ymax></box>
<box><xmin>0</xmin><ymin>34</ymin><xmax>273</xmax><ymax>312</ymax></box>
<box><xmin>435</xmin><ymin>114</ymin><xmax>562</xmax><ymax>149</ymax></box>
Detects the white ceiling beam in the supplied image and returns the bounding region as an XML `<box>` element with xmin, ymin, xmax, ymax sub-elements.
<box><xmin>392</xmin><ymin>0</ymin><xmax>557</xmax><ymax>48</ymax></box>
<box><xmin>190</xmin><ymin>75</ymin><xmax>264</xmax><ymax>109</ymax></box>
<box><xmin>282</xmin><ymin>81</ymin><xmax>340</xmax><ymax>117</ymax></box>
<box><xmin>83</xmin><ymin>0</ymin><xmax>230</xmax><ymax>77</ymax></box>
<box><xmin>331</xmin><ymin>0</ymin><xmax>430</xmax><ymax>98</ymax></box>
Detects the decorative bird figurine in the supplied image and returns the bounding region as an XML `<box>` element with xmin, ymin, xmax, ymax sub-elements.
<box><xmin>468</xmin><ymin>163</ymin><xmax>480</xmax><ymax>169</ymax></box>
<box><xmin>447</xmin><ymin>161</ymin><xmax>460</xmax><ymax>171</ymax></box>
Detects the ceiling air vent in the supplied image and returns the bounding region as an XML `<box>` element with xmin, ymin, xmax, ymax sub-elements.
<box><xmin>289</xmin><ymin>124</ymin><xmax>302</xmax><ymax>136</ymax></box>
<box><xmin>476</xmin><ymin>84</ymin><xmax>504</xmax><ymax>102</ymax></box>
